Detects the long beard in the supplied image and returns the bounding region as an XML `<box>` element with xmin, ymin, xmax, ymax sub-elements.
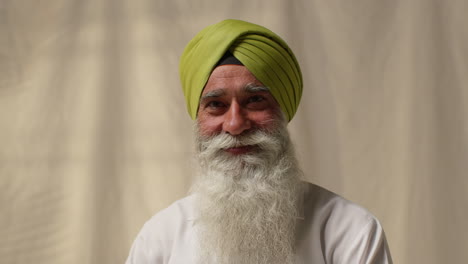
<box><xmin>191</xmin><ymin>121</ymin><xmax>303</xmax><ymax>264</ymax></box>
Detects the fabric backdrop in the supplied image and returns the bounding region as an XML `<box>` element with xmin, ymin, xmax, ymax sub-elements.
<box><xmin>1</xmin><ymin>0</ymin><xmax>467</xmax><ymax>263</ymax></box>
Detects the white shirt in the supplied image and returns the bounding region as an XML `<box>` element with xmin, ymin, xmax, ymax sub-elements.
<box><xmin>126</xmin><ymin>182</ymin><xmax>392</xmax><ymax>264</ymax></box>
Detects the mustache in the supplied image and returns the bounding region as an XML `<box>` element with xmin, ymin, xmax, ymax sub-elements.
<box><xmin>198</xmin><ymin>130</ymin><xmax>270</xmax><ymax>150</ymax></box>
<box><xmin>196</xmin><ymin>127</ymin><xmax>287</xmax><ymax>155</ymax></box>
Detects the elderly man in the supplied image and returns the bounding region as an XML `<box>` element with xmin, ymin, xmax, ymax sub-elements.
<box><xmin>126</xmin><ymin>19</ymin><xmax>392</xmax><ymax>264</ymax></box>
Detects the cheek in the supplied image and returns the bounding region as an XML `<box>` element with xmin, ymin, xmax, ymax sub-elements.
<box><xmin>249</xmin><ymin>110</ymin><xmax>282</xmax><ymax>129</ymax></box>
<box><xmin>197</xmin><ymin>115</ymin><xmax>223</xmax><ymax>136</ymax></box>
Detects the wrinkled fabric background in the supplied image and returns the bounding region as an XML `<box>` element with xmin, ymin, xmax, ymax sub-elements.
<box><xmin>1</xmin><ymin>0</ymin><xmax>467</xmax><ymax>263</ymax></box>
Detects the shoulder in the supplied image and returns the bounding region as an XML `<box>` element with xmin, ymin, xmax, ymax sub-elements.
<box><xmin>302</xmin><ymin>182</ymin><xmax>376</xmax><ymax>230</ymax></box>
<box><xmin>300</xmin><ymin>182</ymin><xmax>392</xmax><ymax>263</ymax></box>
<box><xmin>126</xmin><ymin>195</ymin><xmax>196</xmax><ymax>264</ymax></box>
<box><xmin>144</xmin><ymin>195</ymin><xmax>196</xmax><ymax>230</ymax></box>
<box><xmin>137</xmin><ymin>195</ymin><xmax>196</xmax><ymax>245</ymax></box>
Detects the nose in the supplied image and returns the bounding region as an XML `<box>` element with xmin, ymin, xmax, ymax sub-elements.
<box><xmin>222</xmin><ymin>101</ymin><xmax>251</xmax><ymax>135</ymax></box>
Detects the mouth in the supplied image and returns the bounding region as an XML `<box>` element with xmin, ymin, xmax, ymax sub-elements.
<box><xmin>224</xmin><ymin>145</ymin><xmax>256</xmax><ymax>155</ymax></box>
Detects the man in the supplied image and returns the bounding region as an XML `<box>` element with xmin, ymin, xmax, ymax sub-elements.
<box><xmin>126</xmin><ymin>19</ymin><xmax>392</xmax><ymax>264</ymax></box>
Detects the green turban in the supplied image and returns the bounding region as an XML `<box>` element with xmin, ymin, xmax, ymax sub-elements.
<box><xmin>179</xmin><ymin>19</ymin><xmax>303</xmax><ymax>121</ymax></box>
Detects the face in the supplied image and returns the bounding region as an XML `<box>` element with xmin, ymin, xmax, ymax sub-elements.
<box><xmin>197</xmin><ymin>65</ymin><xmax>282</xmax><ymax>154</ymax></box>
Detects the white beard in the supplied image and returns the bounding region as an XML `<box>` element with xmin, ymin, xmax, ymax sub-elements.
<box><xmin>191</xmin><ymin>120</ymin><xmax>304</xmax><ymax>264</ymax></box>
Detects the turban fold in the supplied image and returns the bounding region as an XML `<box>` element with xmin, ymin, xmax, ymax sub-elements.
<box><xmin>179</xmin><ymin>19</ymin><xmax>303</xmax><ymax>121</ymax></box>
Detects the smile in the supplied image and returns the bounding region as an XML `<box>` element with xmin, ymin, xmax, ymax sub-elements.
<box><xmin>224</xmin><ymin>145</ymin><xmax>255</xmax><ymax>155</ymax></box>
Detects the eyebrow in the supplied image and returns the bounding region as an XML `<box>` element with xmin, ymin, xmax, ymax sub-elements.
<box><xmin>200</xmin><ymin>84</ymin><xmax>270</xmax><ymax>102</ymax></box>
<box><xmin>244</xmin><ymin>84</ymin><xmax>270</xmax><ymax>93</ymax></box>
<box><xmin>200</xmin><ymin>89</ymin><xmax>226</xmax><ymax>101</ymax></box>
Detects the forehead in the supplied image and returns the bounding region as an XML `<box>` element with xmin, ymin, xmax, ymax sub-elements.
<box><xmin>202</xmin><ymin>65</ymin><xmax>264</xmax><ymax>94</ymax></box>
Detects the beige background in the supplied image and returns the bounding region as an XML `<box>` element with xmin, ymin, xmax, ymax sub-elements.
<box><xmin>1</xmin><ymin>0</ymin><xmax>467</xmax><ymax>263</ymax></box>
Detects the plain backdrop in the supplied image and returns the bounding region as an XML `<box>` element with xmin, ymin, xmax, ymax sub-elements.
<box><xmin>1</xmin><ymin>0</ymin><xmax>467</xmax><ymax>263</ymax></box>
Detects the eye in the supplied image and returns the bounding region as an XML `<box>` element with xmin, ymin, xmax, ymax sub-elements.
<box><xmin>206</xmin><ymin>100</ymin><xmax>226</xmax><ymax>109</ymax></box>
<box><xmin>202</xmin><ymin>100</ymin><xmax>228</xmax><ymax>115</ymax></box>
<box><xmin>247</xmin><ymin>95</ymin><xmax>265</xmax><ymax>103</ymax></box>
<box><xmin>246</xmin><ymin>95</ymin><xmax>270</xmax><ymax>110</ymax></box>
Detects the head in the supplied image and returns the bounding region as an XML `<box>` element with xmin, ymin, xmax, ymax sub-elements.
<box><xmin>180</xmin><ymin>19</ymin><xmax>303</xmax><ymax>122</ymax></box>
<box><xmin>180</xmin><ymin>20</ymin><xmax>304</xmax><ymax>264</ymax></box>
